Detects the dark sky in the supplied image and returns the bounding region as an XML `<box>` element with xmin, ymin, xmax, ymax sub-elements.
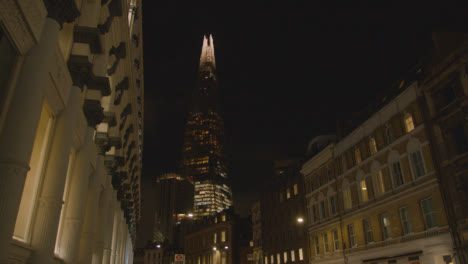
<box><xmin>140</xmin><ymin>2</ymin><xmax>467</xmax><ymax>218</ymax></box>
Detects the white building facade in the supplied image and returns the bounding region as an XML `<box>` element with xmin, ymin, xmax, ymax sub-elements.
<box><xmin>0</xmin><ymin>0</ymin><xmax>144</xmax><ymax>263</ymax></box>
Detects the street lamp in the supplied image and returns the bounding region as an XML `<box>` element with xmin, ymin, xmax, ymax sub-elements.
<box><xmin>297</xmin><ymin>217</ymin><xmax>304</xmax><ymax>223</ymax></box>
<box><xmin>188</xmin><ymin>213</ymin><xmax>193</xmax><ymax>218</ymax></box>
<box><xmin>213</xmin><ymin>247</ymin><xmax>217</xmax><ymax>251</ymax></box>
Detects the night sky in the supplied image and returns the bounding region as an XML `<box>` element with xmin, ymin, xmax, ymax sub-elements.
<box><xmin>139</xmin><ymin>1</ymin><xmax>467</xmax><ymax>223</ymax></box>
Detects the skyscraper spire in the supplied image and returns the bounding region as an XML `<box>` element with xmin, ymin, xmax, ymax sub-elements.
<box><xmin>199</xmin><ymin>34</ymin><xmax>216</xmax><ymax>70</ymax></box>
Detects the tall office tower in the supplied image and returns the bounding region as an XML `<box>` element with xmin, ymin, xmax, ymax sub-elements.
<box><xmin>153</xmin><ymin>172</ymin><xmax>194</xmax><ymax>243</ymax></box>
<box><xmin>182</xmin><ymin>35</ymin><xmax>233</xmax><ymax>218</ymax></box>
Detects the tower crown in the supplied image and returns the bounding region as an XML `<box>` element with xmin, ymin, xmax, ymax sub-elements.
<box><xmin>199</xmin><ymin>34</ymin><xmax>216</xmax><ymax>70</ymax></box>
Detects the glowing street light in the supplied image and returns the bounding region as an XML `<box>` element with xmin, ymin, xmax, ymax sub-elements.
<box><xmin>156</xmin><ymin>244</ymin><xmax>161</xmax><ymax>248</ymax></box>
<box><xmin>297</xmin><ymin>218</ymin><xmax>304</xmax><ymax>223</ymax></box>
<box><xmin>188</xmin><ymin>213</ymin><xmax>193</xmax><ymax>218</ymax></box>
<box><xmin>224</xmin><ymin>246</ymin><xmax>228</xmax><ymax>250</ymax></box>
<box><xmin>213</xmin><ymin>247</ymin><xmax>217</xmax><ymax>251</ymax></box>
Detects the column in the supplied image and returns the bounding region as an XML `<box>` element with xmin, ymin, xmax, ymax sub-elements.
<box><xmin>110</xmin><ymin>205</ymin><xmax>121</xmax><ymax>264</ymax></box>
<box><xmin>0</xmin><ymin>18</ymin><xmax>60</xmax><ymax>261</ymax></box>
<box><xmin>58</xmin><ymin>127</ymin><xmax>94</xmax><ymax>264</ymax></box>
<box><xmin>102</xmin><ymin>191</ymin><xmax>116</xmax><ymax>263</ymax></box>
<box><xmin>29</xmin><ymin>86</ymin><xmax>81</xmax><ymax>263</ymax></box>
<box><xmin>78</xmin><ymin>156</ymin><xmax>105</xmax><ymax>264</ymax></box>
<box><xmin>92</xmin><ymin>179</ymin><xmax>112</xmax><ymax>264</ymax></box>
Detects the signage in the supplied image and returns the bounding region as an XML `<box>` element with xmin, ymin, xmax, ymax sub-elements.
<box><xmin>175</xmin><ymin>254</ymin><xmax>185</xmax><ymax>264</ymax></box>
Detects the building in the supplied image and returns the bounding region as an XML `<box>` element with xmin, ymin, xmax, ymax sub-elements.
<box><xmin>261</xmin><ymin>160</ymin><xmax>307</xmax><ymax>264</ymax></box>
<box><xmin>182</xmin><ymin>35</ymin><xmax>233</xmax><ymax>218</ymax></box>
<box><xmin>420</xmin><ymin>32</ymin><xmax>468</xmax><ymax>263</ymax></box>
<box><xmin>0</xmin><ymin>0</ymin><xmax>144</xmax><ymax>262</ymax></box>
<box><xmin>251</xmin><ymin>201</ymin><xmax>263</xmax><ymax>264</ymax></box>
<box><xmin>184</xmin><ymin>211</ymin><xmax>236</xmax><ymax>264</ymax></box>
<box><xmin>303</xmin><ymin>72</ymin><xmax>454</xmax><ymax>263</ymax></box>
<box><xmin>153</xmin><ymin>172</ymin><xmax>194</xmax><ymax>244</ymax></box>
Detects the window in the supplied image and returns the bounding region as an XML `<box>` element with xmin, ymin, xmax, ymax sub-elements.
<box><xmin>294</xmin><ymin>184</ymin><xmax>298</xmax><ymax>195</ymax></box>
<box><xmin>312</xmin><ymin>204</ymin><xmax>318</xmax><ymax>222</ymax></box>
<box><xmin>327</xmin><ymin>168</ymin><xmax>332</xmax><ymax>181</ymax></box>
<box><xmin>222</xmin><ymin>215</ymin><xmax>226</xmax><ymax>221</ymax></box>
<box><xmin>421</xmin><ymin>197</ymin><xmax>438</xmax><ymax>229</ymax></box>
<box><xmin>271</xmin><ymin>255</ymin><xmax>274</xmax><ymax>264</ymax></box>
<box><xmin>386</xmin><ymin>125</ymin><xmax>395</xmax><ymax>144</ymax></box>
<box><xmin>277</xmin><ymin>253</ymin><xmax>280</xmax><ymax>264</ymax></box>
<box><xmin>265</xmin><ymin>256</ymin><xmax>268</xmax><ymax>264</ymax></box>
<box><xmin>323</xmin><ymin>233</ymin><xmax>329</xmax><ymax>253</ymax></box>
<box><xmin>286</xmin><ymin>188</ymin><xmax>291</xmax><ymax>199</ymax></box>
<box><xmin>343</xmin><ymin>187</ymin><xmax>352</xmax><ymax>209</ymax></box>
<box><xmin>214</xmin><ymin>232</ymin><xmax>217</xmax><ymax>243</ymax></box>
<box><xmin>391</xmin><ymin>161</ymin><xmax>404</xmax><ymax>187</ymax></box>
<box><xmin>299</xmin><ymin>248</ymin><xmax>303</xmax><ymax>260</ymax></box>
<box><xmin>359</xmin><ymin>179</ymin><xmax>368</xmax><ymax>202</ymax></box>
<box><xmin>320</xmin><ymin>200</ymin><xmax>326</xmax><ymax>219</ymax></box>
<box><xmin>283</xmin><ymin>252</ymin><xmax>287</xmax><ymax>263</ymax></box>
<box><xmin>314</xmin><ymin>236</ymin><xmax>320</xmax><ymax>255</ymax></box>
<box><xmin>329</xmin><ymin>196</ymin><xmax>336</xmax><ymax>215</ymax></box>
<box><xmin>410</xmin><ymin>150</ymin><xmax>426</xmax><ymax>178</ymax></box>
<box><xmin>380</xmin><ymin>213</ymin><xmax>392</xmax><ymax>239</ymax></box>
<box><xmin>355</xmin><ymin>147</ymin><xmax>362</xmax><ymax>164</ymax></box>
<box><xmin>347</xmin><ymin>224</ymin><xmax>356</xmax><ymax>247</ymax></box>
<box><xmin>369</xmin><ymin>137</ymin><xmax>377</xmax><ymax>154</ymax></box>
<box><xmin>404</xmin><ymin>113</ymin><xmax>415</xmax><ymax>132</ymax></box>
<box><xmin>399</xmin><ymin>207</ymin><xmax>412</xmax><ymax>235</ymax></box>
<box><xmin>332</xmin><ymin>230</ymin><xmax>339</xmax><ymax>251</ymax></box>
<box><xmin>363</xmin><ymin>218</ymin><xmax>374</xmax><ymax>243</ymax></box>
<box><xmin>280</xmin><ymin>192</ymin><xmax>283</xmax><ymax>202</ymax></box>
<box><xmin>290</xmin><ymin>250</ymin><xmax>295</xmax><ymax>262</ymax></box>
<box><xmin>374</xmin><ymin>170</ymin><xmax>385</xmax><ymax>196</ymax></box>
<box><xmin>221</xmin><ymin>231</ymin><xmax>226</xmax><ymax>242</ymax></box>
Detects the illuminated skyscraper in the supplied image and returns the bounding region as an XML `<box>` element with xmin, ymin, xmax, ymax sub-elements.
<box><xmin>182</xmin><ymin>35</ymin><xmax>232</xmax><ymax>218</ymax></box>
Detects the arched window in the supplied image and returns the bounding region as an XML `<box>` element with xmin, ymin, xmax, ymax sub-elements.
<box><xmin>356</xmin><ymin>170</ymin><xmax>368</xmax><ymax>203</ymax></box>
<box><xmin>342</xmin><ymin>179</ymin><xmax>352</xmax><ymax>209</ymax></box>
<box><xmin>354</xmin><ymin>147</ymin><xmax>362</xmax><ymax>164</ymax></box>
<box><xmin>404</xmin><ymin>112</ymin><xmax>415</xmax><ymax>133</ymax></box>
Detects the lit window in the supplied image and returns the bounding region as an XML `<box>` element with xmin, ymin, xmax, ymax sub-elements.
<box><xmin>298</xmin><ymin>248</ymin><xmax>303</xmax><ymax>260</ymax></box>
<box><xmin>214</xmin><ymin>233</ymin><xmax>217</xmax><ymax>243</ymax></box>
<box><xmin>271</xmin><ymin>255</ymin><xmax>274</xmax><ymax>264</ymax></box>
<box><xmin>323</xmin><ymin>233</ymin><xmax>329</xmax><ymax>253</ymax></box>
<box><xmin>421</xmin><ymin>197</ymin><xmax>438</xmax><ymax>229</ymax></box>
<box><xmin>222</xmin><ymin>215</ymin><xmax>226</xmax><ymax>222</ymax></box>
<box><xmin>347</xmin><ymin>224</ymin><xmax>356</xmax><ymax>247</ymax></box>
<box><xmin>380</xmin><ymin>213</ymin><xmax>392</xmax><ymax>239</ymax></box>
<box><xmin>400</xmin><ymin>206</ymin><xmax>412</xmax><ymax>235</ymax></box>
<box><xmin>309</xmin><ymin>179</ymin><xmax>314</xmax><ymax>192</ymax></box>
<box><xmin>363</xmin><ymin>218</ymin><xmax>374</xmax><ymax>243</ymax></box>
<box><xmin>265</xmin><ymin>256</ymin><xmax>268</xmax><ymax>264</ymax></box>
<box><xmin>286</xmin><ymin>188</ymin><xmax>291</xmax><ymax>199</ymax></box>
<box><xmin>221</xmin><ymin>231</ymin><xmax>226</xmax><ymax>242</ymax></box>
<box><xmin>404</xmin><ymin>113</ymin><xmax>415</xmax><ymax>132</ymax></box>
<box><xmin>355</xmin><ymin>147</ymin><xmax>362</xmax><ymax>164</ymax></box>
<box><xmin>369</xmin><ymin>137</ymin><xmax>377</xmax><ymax>154</ymax></box>
<box><xmin>410</xmin><ymin>150</ymin><xmax>426</xmax><ymax>178</ymax></box>
<box><xmin>277</xmin><ymin>253</ymin><xmax>280</xmax><ymax>264</ymax></box>
<box><xmin>332</xmin><ymin>230</ymin><xmax>339</xmax><ymax>251</ymax></box>
<box><xmin>320</xmin><ymin>200</ymin><xmax>326</xmax><ymax>219</ymax></box>
<box><xmin>293</xmin><ymin>184</ymin><xmax>298</xmax><ymax>195</ymax></box>
<box><xmin>360</xmin><ymin>179</ymin><xmax>368</xmax><ymax>202</ymax></box>
<box><xmin>374</xmin><ymin>170</ymin><xmax>385</xmax><ymax>196</ymax></box>
<box><xmin>391</xmin><ymin>161</ymin><xmax>404</xmax><ymax>188</ymax></box>
<box><xmin>283</xmin><ymin>252</ymin><xmax>287</xmax><ymax>263</ymax></box>
<box><xmin>329</xmin><ymin>196</ymin><xmax>336</xmax><ymax>215</ymax></box>
<box><xmin>343</xmin><ymin>187</ymin><xmax>352</xmax><ymax>209</ymax></box>
<box><xmin>290</xmin><ymin>250</ymin><xmax>295</xmax><ymax>262</ymax></box>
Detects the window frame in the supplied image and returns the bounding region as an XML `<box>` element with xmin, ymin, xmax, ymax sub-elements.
<box><xmin>359</xmin><ymin>179</ymin><xmax>369</xmax><ymax>203</ymax></box>
<box><xmin>363</xmin><ymin>218</ymin><xmax>374</xmax><ymax>244</ymax></box>
<box><xmin>347</xmin><ymin>224</ymin><xmax>356</xmax><ymax>248</ymax></box>
<box><xmin>391</xmin><ymin>161</ymin><xmax>404</xmax><ymax>188</ymax></box>
<box><xmin>421</xmin><ymin>197</ymin><xmax>438</xmax><ymax>229</ymax></box>
<box><xmin>314</xmin><ymin>236</ymin><xmax>320</xmax><ymax>255</ymax></box>
<box><xmin>399</xmin><ymin>206</ymin><xmax>413</xmax><ymax>235</ymax></box>
<box><xmin>410</xmin><ymin>150</ymin><xmax>426</xmax><ymax>178</ymax></box>
<box><xmin>329</xmin><ymin>195</ymin><xmax>336</xmax><ymax>216</ymax></box>
<box><xmin>332</xmin><ymin>229</ymin><xmax>339</xmax><ymax>251</ymax></box>
<box><xmin>323</xmin><ymin>232</ymin><xmax>329</xmax><ymax>253</ymax></box>
<box><xmin>373</xmin><ymin>170</ymin><xmax>385</xmax><ymax>196</ymax></box>
<box><xmin>380</xmin><ymin>212</ymin><xmax>392</xmax><ymax>240</ymax></box>
<box><xmin>343</xmin><ymin>186</ymin><xmax>352</xmax><ymax>209</ymax></box>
